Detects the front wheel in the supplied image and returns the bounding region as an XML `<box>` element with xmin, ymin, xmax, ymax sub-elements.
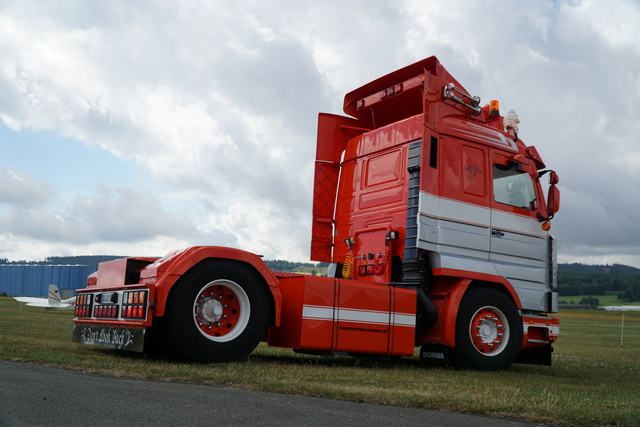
<box><xmin>162</xmin><ymin>260</ymin><xmax>270</xmax><ymax>363</ymax></box>
<box><xmin>453</xmin><ymin>288</ymin><xmax>522</xmax><ymax>370</ymax></box>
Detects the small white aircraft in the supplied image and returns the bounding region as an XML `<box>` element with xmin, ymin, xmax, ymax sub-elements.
<box><xmin>13</xmin><ymin>285</ymin><xmax>76</xmax><ymax>310</ymax></box>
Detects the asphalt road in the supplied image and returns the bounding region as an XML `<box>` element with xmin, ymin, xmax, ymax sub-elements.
<box><xmin>0</xmin><ymin>360</ymin><xmax>551</xmax><ymax>426</ymax></box>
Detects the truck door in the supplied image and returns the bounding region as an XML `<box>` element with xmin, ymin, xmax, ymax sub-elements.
<box><xmin>422</xmin><ymin>133</ymin><xmax>492</xmax><ymax>262</ymax></box>
<box><xmin>489</xmin><ymin>153</ymin><xmax>549</xmax><ymax>311</ymax></box>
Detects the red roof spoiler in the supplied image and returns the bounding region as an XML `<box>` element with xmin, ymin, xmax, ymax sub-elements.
<box><xmin>343</xmin><ymin>56</ymin><xmax>467</xmax><ymax>128</ymax></box>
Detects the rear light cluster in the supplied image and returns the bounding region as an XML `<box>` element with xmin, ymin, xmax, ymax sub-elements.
<box><xmin>93</xmin><ymin>291</ymin><xmax>119</xmax><ymax>319</ymax></box>
<box><xmin>122</xmin><ymin>291</ymin><xmax>147</xmax><ymax>320</ymax></box>
<box><xmin>75</xmin><ymin>294</ymin><xmax>93</xmax><ymax>317</ymax></box>
<box><xmin>74</xmin><ymin>290</ymin><xmax>149</xmax><ymax>320</ymax></box>
<box><xmin>95</xmin><ymin>304</ymin><xmax>119</xmax><ymax>318</ymax></box>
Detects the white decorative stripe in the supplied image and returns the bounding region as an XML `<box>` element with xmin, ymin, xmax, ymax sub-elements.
<box><xmin>339</xmin><ymin>308</ymin><xmax>389</xmax><ymax>325</ymax></box>
<box><xmin>421</xmin><ymin>192</ymin><xmax>490</xmax><ymax>226</ymax></box>
<box><xmin>491</xmin><ymin>209</ymin><xmax>547</xmax><ymax>238</ymax></box>
<box><xmin>420</xmin><ymin>191</ymin><xmax>546</xmax><ymax>238</ymax></box>
<box><xmin>452</xmin><ymin>122</ymin><xmax>518</xmax><ymax>151</ymax></box>
<box><xmin>302</xmin><ymin>305</ymin><xmax>415</xmax><ymax>328</ymax></box>
<box><xmin>392</xmin><ymin>313</ymin><xmax>417</xmax><ymax>327</ymax></box>
<box><xmin>302</xmin><ymin>305</ymin><xmax>334</xmax><ymax>321</ymax></box>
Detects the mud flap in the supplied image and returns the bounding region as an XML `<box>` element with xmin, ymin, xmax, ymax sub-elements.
<box><xmin>420</xmin><ymin>343</ymin><xmax>450</xmax><ymax>366</ymax></box>
<box><xmin>72</xmin><ymin>325</ymin><xmax>146</xmax><ymax>352</ymax></box>
<box><xmin>515</xmin><ymin>345</ymin><xmax>553</xmax><ymax>366</ymax></box>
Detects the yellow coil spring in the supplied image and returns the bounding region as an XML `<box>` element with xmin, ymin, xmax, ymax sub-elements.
<box><xmin>341</xmin><ymin>251</ymin><xmax>353</xmax><ymax>280</ymax></box>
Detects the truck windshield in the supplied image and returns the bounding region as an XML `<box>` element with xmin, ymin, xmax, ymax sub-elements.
<box><xmin>493</xmin><ymin>163</ymin><xmax>536</xmax><ymax>210</ymax></box>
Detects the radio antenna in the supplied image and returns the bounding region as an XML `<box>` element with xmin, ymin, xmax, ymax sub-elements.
<box><xmin>486</xmin><ymin>66</ymin><xmax>507</xmax><ymax>112</ymax></box>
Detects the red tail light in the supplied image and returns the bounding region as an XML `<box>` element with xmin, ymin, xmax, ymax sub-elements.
<box><xmin>74</xmin><ymin>293</ymin><xmax>93</xmax><ymax>318</ymax></box>
<box><xmin>122</xmin><ymin>290</ymin><xmax>148</xmax><ymax>320</ymax></box>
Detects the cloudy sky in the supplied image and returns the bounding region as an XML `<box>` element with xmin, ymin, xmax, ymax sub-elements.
<box><xmin>1</xmin><ymin>0</ymin><xmax>639</xmax><ymax>267</ymax></box>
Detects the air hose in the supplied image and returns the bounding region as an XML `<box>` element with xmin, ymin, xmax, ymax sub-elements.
<box><xmin>341</xmin><ymin>251</ymin><xmax>353</xmax><ymax>279</ymax></box>
<box><xmin>372</xmin><ymin>246</ymin><xmax>389</xmax><ymax>276</ymax></box>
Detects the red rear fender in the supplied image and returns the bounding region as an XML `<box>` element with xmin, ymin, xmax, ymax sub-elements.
<box><xmin>141</xmin><ymin>246</ymin><xmax>282</xmax><ymax>322</ymax></box>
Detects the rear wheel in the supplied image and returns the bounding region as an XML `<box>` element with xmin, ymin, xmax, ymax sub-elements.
<box><xmin>193</xmin><ymin>278</ymin><xmax>251</xmax><ymax>342</ymax></box>
<box><xmin>454</xmin><ymin>288</ymin><xmax>522</xmax><ymax>370</ymax></box>
<box><xmin>162</xmin><ymin>260</ymin><xmax>269</xmax><ymax>363</ymax></box>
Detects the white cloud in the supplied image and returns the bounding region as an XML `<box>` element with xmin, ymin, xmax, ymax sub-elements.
<box><xmin>0</xmin><ymin>184</ymin><xmax>197</xmax><ymax>243</ymax></box>
<box><xmin>0</xmin><ymin>0</ymin><xmax>639</xmax><ymax>267</ymax></box>
<box><xmin>213</xmin><ymin>199</ymin><xmax>309</xmax><ymax>261</ymax></box>
<box><xmin>0</xmin><ymin>165</ymin><xmax>52</xmax><ymax>207</ymax></box>
<box><xmin>567</xmin><ymin>0</ymin><xmax>640</xmax><ymax>53</ymax></box>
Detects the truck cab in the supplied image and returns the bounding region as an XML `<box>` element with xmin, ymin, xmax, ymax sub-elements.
<box><xmin>311</xmin><ymin>56</ymin><xmax>560</xmax><ymax>367</ymax></box>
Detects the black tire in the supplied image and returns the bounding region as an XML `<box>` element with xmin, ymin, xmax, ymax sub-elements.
<box><xmin>453</xmin><ymin>287</ymin><xmax>522</xmax><ymax>370</ymax></box>
<box><xmin>161</xmin><ymin>260</ymin><xmax>270</xmax><ymax>363</ymax></box>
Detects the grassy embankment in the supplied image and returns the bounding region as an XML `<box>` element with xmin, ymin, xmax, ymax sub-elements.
<box><xmin>1</xmin><ymin>297</ymin><xmax>638</xmax><ymax>426</ymax></box>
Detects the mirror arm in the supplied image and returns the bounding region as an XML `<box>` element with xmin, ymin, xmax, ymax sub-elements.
<box><xmin>537</xmin><ymin>212</ymin><xmax>554</xmax><ymax>222</ymax></box>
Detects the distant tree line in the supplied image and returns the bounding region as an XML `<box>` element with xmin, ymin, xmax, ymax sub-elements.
<box><xmin>262</xmin><ymin>260</ymin><xmax>315</xmax><ymax>271</ymax></box>
<box><xmin>558</xmin><ymin>263</ymin><xmax>640</xmax><ymax>302</ymax></box>
<box><xmin>263</xmin><ymin>260</ymin><xmax>331</xmax><ymax>276</ymax></box>
<box><xmin>559</xmin><ymin>263</ymin><xmax>640</xmax><ymax>275</ymax></box>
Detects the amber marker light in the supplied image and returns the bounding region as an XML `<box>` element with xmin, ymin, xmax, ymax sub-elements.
<box><xmin>541</xmin><ymin>221</ymin><xmax>551</xmax><ymax>231</ymax></box>
<box><xmin>489</xmin><ymin>100</ymin><xmax>500</xmax><ymax>115</ymax></box>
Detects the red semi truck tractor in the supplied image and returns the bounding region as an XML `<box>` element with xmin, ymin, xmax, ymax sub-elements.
<box><xmin>72</xmin><ymin>56</ymin><xmax>560</xmax><ymax>370</ymax></box>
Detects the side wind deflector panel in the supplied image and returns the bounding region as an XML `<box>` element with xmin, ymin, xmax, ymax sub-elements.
<box><xmin>311</xmin><ymin>113</ymin><xmax>369</xmax><ymax>262</ymax></box>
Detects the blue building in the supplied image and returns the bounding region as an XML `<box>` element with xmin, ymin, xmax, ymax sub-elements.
<box><xmin>0</xmin><ymin>265</ymin><xmax>96</xmax><ymax>298</ymax></box>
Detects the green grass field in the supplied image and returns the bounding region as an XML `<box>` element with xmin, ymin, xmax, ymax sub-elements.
<box><xmin>1</xmin><ymin>297</ymin><xmax>639</xmax><ymax>426</ymax></box>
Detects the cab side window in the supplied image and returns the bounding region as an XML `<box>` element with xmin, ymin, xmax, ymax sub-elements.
<box><xmin>493</xmin><ymin>163</ymin><xmax>536</xmax><ymax>210</ymax></box>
